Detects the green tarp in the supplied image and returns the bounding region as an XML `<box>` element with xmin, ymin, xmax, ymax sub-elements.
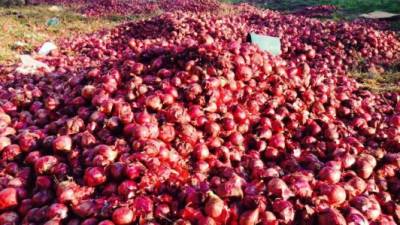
<box><xmin>46</xmin><ymin>17</ymin><xmax>60</xmax><ymax>26</ymax></box>
<box><xmin>248</xmin><ymin>33</ymin><xmax>281</xmax><ymax>56</ymax></box>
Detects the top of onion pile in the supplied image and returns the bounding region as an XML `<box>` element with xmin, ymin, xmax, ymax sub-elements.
<box><xmin>31</xmin><ymin>0</ymin><xmax>224</xmax><ymax>17</ymax></box>
<box><xmin>0</xmin><ymin>4</ymin><xmax>400</xmax><ymax>225</ymax></box>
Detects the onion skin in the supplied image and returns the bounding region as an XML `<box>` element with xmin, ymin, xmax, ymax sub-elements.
<box><xmin>205</xmin><ymin>191</ymin><xmax>224</xmax><ymax>218</ymax></box>
<box><xmin>239</xmin><ymin>208</ymin><xmax>259</xmax><ymax>225</ymax></box>
<box><xmin>0</xmin><ymin>136</ymin><xmax>11</xmax><ymax>151</ymax></box>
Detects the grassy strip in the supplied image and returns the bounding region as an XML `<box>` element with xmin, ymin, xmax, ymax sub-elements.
<box><xmin>223</xmin><ymin>1</ymin><xmax>400</xmax><ymax>31</ymax></box>
<box><xmin>268</xmin><ymin>0</ymin><xmax>400</xmax><ymax>13</ymax></box>
<box><xmin>0</xmin><ymin>5</ymin><xmax>136</xmax><ymax>63</ymax></box>
<box><xmin>224</xmin><ymin>0</ymin><xmax>400</xmax><ymax>13</ymax></box>
<box><xmin>350</xmin><ymin>70</ymin><xmax>400</xmax><ymax>93</ymax></box>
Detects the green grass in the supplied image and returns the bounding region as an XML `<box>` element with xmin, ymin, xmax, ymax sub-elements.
<box><xmin>0</xmin><ymin>2</ymin><xmax>244</xmax><ymax>64</ymax></box>
<box><xmin>350</xmin><ymin>70</ymin><xmax>400</xmax><ymax>92</ymax></box>
<box><xmin>0</xmin><ymin>5</ymin><xmax>156</xmax><ymax>63</ymax></box>
<box><xmin>1</xmin><ymin>1</ymin><xmax>399</xmax><ymax>64</ymax></box>
<box><xmin>225</xmin><ymin>0</ymin><xmax>400</xmax><ymax>13</ymax></box>
<box><xmin>221</xmin><ymin>0</ymin><xmax>243</xmax><ymax>3</ymax></box>
<box><xmin>224</xmin><ymin>0</ymin><xmax>400</xmax><ymax>31</ymax></box>
<box><xmin>277</xmin><ymin>0</ymin><xmax>399</xmax><ymax>13</ymax></box>
<box><xmin>391</xmin><ymin>20</ymin><xmax>400</xmax><ymax>30</ymax></box>
<box><xmin>222</xmin><ymin>0</ymin><xmax>400</xmax><ymax>92</ymax></box>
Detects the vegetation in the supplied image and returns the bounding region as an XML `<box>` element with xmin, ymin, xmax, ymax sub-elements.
<box><xmin>351</xmin><ymin>70</ymin><xmax>400</xmax><ymax>93</ymax></box>
<box><xmin>227</xmin><ymin>0</ymin><xmax>400</xmax><ymax>13</ymax></box>
<box><xmin>1</xmin><ymin>0</ymin><xmax>399</xmax><ymax>93</ymax></box>
<box><xmin>226</xmin><ymin>0</ymin><xmax>400</xmax><ymax>93</ymax></box>
<box><xmin>0</xmin><ymin>0</ymin><xmax>26</xmax><ymax>6</ymax></box>
<box><xmin>0</xmin><ymin>5</ymin><xmax>131</xmax><ymax>63</ymax></box>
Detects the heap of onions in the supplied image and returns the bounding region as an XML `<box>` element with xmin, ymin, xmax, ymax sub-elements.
<box><xmin>32</xmin><ymin>0</ymin><xmax>224</xmax><ymax>17</ymax></box>
<box><xmin>0</xmin><ymin>2</ymin><xmax>399</xmax><ymax>225</ymax></box>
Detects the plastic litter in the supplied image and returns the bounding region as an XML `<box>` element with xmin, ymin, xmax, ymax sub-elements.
<box><xmin>38</xmin><ymin>42</ymin><xmax>57</xmax><ymax>56</ymax></box>
<box><xmin>46</xmin><ymin>17</ymin><xmax>60</xmax><ymax>26</ymax></box>
<box><xmin>48</xmin><ymin>6</ymin><xmax>63</xmax><ymax>12</ymax></box>
<box><xmin>16</xmin><ymin>55</ymin><xmax>52</xmax><ymax>75</ymax></box>
<box><xmin>360</xmin><ymin>11</ymin><xmax>400</xmax><ymax>19</ymax></box>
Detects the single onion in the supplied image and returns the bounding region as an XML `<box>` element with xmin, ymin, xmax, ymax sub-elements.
<box><xmin>0</xmin><ymin>188</ymin><xmax>18</xmax><ymax>210</ymax></box>
<box><xmin>112</xmin><ymin>207</ymin><xmax>134</xmax><ymax>225</ymax></box>
<box><xmin>205</xmin><ymin>191</ymin><xmax>224</xmax><ymax>218</ymax></box>
<box><xmin>53</xmin><ymin>135</ymin><xmax>72</xmax><ymax>152</ymax></box>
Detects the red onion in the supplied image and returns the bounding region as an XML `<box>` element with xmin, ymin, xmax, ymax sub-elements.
<box><xmin>346</xmin><ymin>207</ymin><xmax>368</xmax><ymax>225</ymax></box>
<box><xmin>267</xmin><ymin>178</ymin><xmax>293</xmax><ymax>200</ymax></box>
<box><xmin>0</xmin><ymin>188</ymin><xmax>18</xmax><ymax>210</ymax></box>
<box><xmin>34</xmin><ymin>156</ymin><xmax>58</xmax><ymax>174</ymax></box>
<box><xmin>112</xmin><ymin>207</ymin><xmax>134</xmax><ymax>225</ymax></box>
<box><xmin>318</xmin><ymin>208</ymin><xmax>346</xmax><ymax>225</ymax></box>
<box><xmin>239</xmin><ymin>208</ymin><xmax>259</xmax><ymax>225</ymax></box>
<box><xmin>355</xmin><ymin>154</ymin><xmax>376</xmax><ymax>179</ymax></box>
<box><xmin>48</xmin><ymin>203</ymin><xmax>68</xmax><ymax>219</ymax></box>
<box><xmin>272</xmin><ymin>200</ymin><xmax>294</xmax><ymax>224</ymax></box>
<box><xmin>98</xmin><ymin>220</ymin><xmax>115</xmax><ymax>225</ymax></box>
<box><xmin>319</xmin><ymin>165</ymin><xmax>341</xmax><ymax>184</ymax></box>
<box><xmin>0</xmin><ymin>136</ymin><xmax>11</xmax><ymax>151</ymax></box>
<box><xmin>0</xmin><ymin>211</ymin><xmax>19</xmax><ymax>224</ymax></box>
<box><xmin>320</xmin><ymin>184</ymin><xmax>347</xmax><ymax>205</ymax></box>
<box><xmin>350</xmin><ymin>196</ymin><xmax>381</xmax><ymax>220</ymax></box>
<box><xmin>84</xmin><ymin>167</ymin><xmax>107</xmax><ymax>187</ymax></box>
<box><xmin>345</xmin><ymin>176</ymin><xmax>367</xmax><ymax>198</ymax></box>
<box><xmin>53</xmin><ymin>135</ymin><xmax>72</xmax><ymax>152</ymax></box>
<box><xmin>217</xmin><ymin>175</ymin><xmax>243</xmax><ymax>198</ymax></box>
<box><xmin>205</xmin><ymin>191</ymin><xmax>224</xmax><ymax>218</ymax></box>
<box><xmin>198</xmin><ymin>216</ymin><xmax>217</xmax><ymax>225</ymax></box>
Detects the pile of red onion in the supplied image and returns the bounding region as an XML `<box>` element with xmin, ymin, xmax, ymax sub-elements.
<box><xmin>28</xmin><ymin>0</ymin><xmax>87</xmax><ymax>6</ymax></box>
<box><xmin>81</xmin><ymin>0</ymin><xmax>223</xmax><ymax>17</ymax></box>
<box><xmin>292</xmin><ymin>5</ymin><xmax>338</xmax><ymax>18</ymax></box>
<box><xmin>30</xmin><ymin>0</ymin><xmax>223</xmax><ymax>17</ymax></box>
<box><xmin>80</xmin><ymin>0</ymin><xmax>161</xmax><ymax>17</ymax></box>
<box><xmin>0</xmin><ymin>3</ymin><xmax>399</xmax><ymax>225</ymax></box>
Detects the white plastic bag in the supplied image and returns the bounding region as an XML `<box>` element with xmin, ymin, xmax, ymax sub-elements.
<box><xmin>49</xmin><ymin>6</ymin><xmax>63</xmax><ymax>12</ymax></box>
<box><xmin>16</xmin><ymin>55</ymin><xmax>52</xmax><ymax>75</ymax></box>
<box><xmin>38</xmin><ymin>42</ymin><xmax>57</xmax><ymax>56</ymax></box>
